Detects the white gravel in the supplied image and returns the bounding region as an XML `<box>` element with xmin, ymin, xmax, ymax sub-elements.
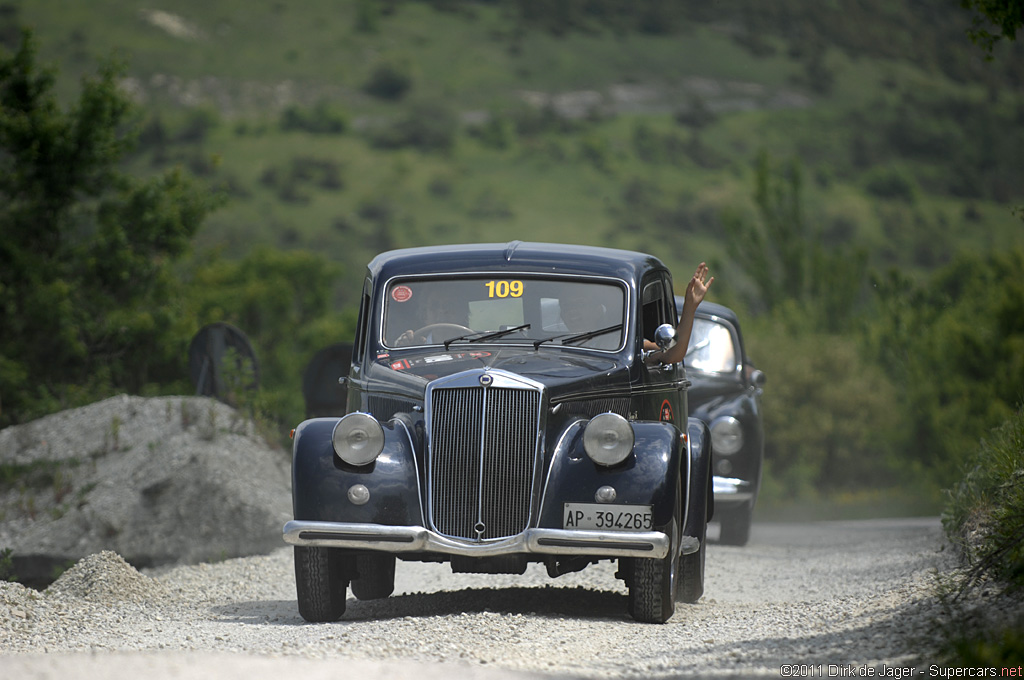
<box><xmin>0</xmin><ymin>517</ymin><xmax>956</xmax><ymax>679</ymax></box>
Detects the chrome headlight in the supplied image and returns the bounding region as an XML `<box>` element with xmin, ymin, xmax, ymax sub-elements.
<box><xmin>711</xmin><ymin>415</ymin><xmax>743</xmax><ymax>456</ymax></box>
<box><xmin>583</xmin><ymin>412</ymin><xmax>634</xmax><ymax>466</ymax></box>
<box><xmin>332</xmin><ymin>413</ymin><xmax>385</xmax><ymax>466</ymax></box>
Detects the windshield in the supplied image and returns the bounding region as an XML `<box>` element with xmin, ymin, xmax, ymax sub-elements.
<box><xmin>685</xmin><ymin>318</ymin><xmax>739</xmax><ymax>374</ymax></box>
<box><xmin>382</xmin><ymin>276</ymin><xmax>626</xmax><ymax>351</ymax></box>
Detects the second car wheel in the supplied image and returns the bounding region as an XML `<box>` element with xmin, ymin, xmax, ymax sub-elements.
<box><xmin>717</xmin><ymin>502</ymin><xmax>753</xmax><ymax>547</ymax></box>
<box><xmin>349</xmin><ymin>553</ymin><xmax>396</xmax><ymax>600</ymax></box>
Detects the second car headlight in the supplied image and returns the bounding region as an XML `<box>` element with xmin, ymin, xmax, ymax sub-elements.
<box><xmin>583</xmin><ymin>412</ymin><xmax>634</xmax><ymax>466</ymax></box>
<box><xmin>711</xmin><ymin>415</ymin><xmax>743</xmax><ymax>455</ymax></box>
<box><xmin>332</xmin><ymin>413</ymin><xmax>385</xmax><ymax>466</ymax></box>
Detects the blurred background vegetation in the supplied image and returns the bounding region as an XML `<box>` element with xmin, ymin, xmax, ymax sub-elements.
<box><xmin>2</xmin><ymin>0</ymin><xmax>1023</xmax><ymax>521</ymax></box>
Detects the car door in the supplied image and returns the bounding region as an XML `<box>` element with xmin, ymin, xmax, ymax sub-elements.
<box><xmin>638</xmin><ymin>273</ymin><xmax>686</xmax><ymax>431</ymax></box>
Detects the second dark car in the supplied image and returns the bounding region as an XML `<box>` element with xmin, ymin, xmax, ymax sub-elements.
<box><xmin>679</xmin><ymin>298</ymin><xmax>765</xmax><ymax>546</ymax></box>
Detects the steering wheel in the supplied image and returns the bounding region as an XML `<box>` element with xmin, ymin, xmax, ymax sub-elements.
<box><xmin>407</xmin><ymin>323</ymin><xmax>474</xmax><ymax>346</ymax></box>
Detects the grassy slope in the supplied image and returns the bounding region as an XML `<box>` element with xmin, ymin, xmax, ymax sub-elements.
<box><xmin>14</xmin><ymin>0</ymin><xmax>1024</xmax><ymax>304</ymax></box>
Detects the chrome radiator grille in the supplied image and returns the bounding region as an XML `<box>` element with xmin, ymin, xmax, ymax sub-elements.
<box><xmin>429</xmin><ymin>385</ymin><xmax>540</xmax><ymax>541</ymax></box>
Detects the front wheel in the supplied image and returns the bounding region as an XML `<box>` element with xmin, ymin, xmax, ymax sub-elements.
<box><xmin>294</xmin><ymin>546</ymin><xmax>348</xmax><ymax>622</ymax></box>
<box><xmin>717</xmin><ymin>502</ymin><xmax>753</xmax><ymax>546</ymax></box>
<box><xmin>627</xmin><ymin>479</ymin><xmax>681</xmax><ymax>623</ymax></box>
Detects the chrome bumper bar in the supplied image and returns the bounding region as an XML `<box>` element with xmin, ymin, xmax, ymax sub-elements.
<box><xmin>283</xmin><ymin>520</ymin><xmax>693</xmax><ymax>559</ymax></box>
<box><xmin>713</xmin><ymin>476</ymin><xmax>755</xmax><ymax>502</ymax></box>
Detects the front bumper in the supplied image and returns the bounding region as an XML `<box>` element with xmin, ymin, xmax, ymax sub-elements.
<box><xmin>283</xmin><ymin>520</ymin><xmax>700</xmax><ymax>559</ymax></box>
<box><xmin>713</xmin><ymin>475</ymin><xmax>755</xmax><ymax>503</ymax></box>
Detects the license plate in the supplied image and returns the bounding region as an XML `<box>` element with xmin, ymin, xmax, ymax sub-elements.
<box><xmin>562</xmin><ymin>503</ymin><xmax>653</xmax><ymax>531</ymax></box>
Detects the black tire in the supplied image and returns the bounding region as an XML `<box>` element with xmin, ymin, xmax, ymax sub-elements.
<box><xmin>718</xmin><ymin>502</ymin><xmax>753</xmax><ymax>547</ymax></box>
<box><xmin>294</xmin><ymin>546</ymin><xmax>348</xmax><ymax>622</ymax></box>
<box><xmin>349</xmin><ymin>553</ymin><xmax>396</xmax><ymax>600</ymax></box>
<box><xmin>628</xmin><ymin>479</ymin><xmax>681</xmax><ymax>623</ymax></box>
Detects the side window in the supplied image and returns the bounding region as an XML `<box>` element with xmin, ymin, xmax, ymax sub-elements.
<box><xmin>351</xmin><ymin>280</ymin><xmax>371</xmax><ymax>364</ymax></box>
<box><xmin>640</xmin><ymin>277</ymin><xmax>671</xmax><ymax>343</ymax></box>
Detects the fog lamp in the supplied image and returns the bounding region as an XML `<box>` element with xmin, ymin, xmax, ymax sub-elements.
<box><xmin>347</xmin><ymin>484</ymin><xmax>370</xmax><ymax>505</ymax></box>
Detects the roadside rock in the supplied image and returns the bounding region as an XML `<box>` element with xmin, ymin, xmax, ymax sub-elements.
<box><xmin>0</xmin><ymin>395</ymin><xmax>292</xmax><ymax>585</ymax></box>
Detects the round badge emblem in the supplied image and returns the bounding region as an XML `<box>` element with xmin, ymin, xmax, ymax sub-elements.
<box><xmin>391</xmin><ymin>285</ymin><xmax>413</xmax><ymax>302</ymax></box>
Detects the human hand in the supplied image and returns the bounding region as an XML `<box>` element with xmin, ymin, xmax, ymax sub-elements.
<box><xmin>685</xmin><ymin>262</ymin><xmax>713</xmax><ymax>308</ymax></box>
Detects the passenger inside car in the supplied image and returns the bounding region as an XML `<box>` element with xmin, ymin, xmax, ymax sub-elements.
<box><xmin>645</xmin><ymin>262</ymin><xmax>714</xmax><ymax>364</ymax></box>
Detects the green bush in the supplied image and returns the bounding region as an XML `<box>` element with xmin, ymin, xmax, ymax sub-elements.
<box><xmin>369</xmin><ymin>100</ymin><xmax>458</xmax><ymax>153</ymax></box>
<box><xmin>943</xmin><ymin>406</ymin><xmax>1024</xmax><ymax>593</ymax></box>
<box><xmin>363</xmin><ymin>57</ymin><xmax>414</xmax><ymax>101</ymax></box>
<box><xmin>279</xmin><ymin>100</ymin><xmax>349</xmax><ymax>135</ymax></box>
<box><xmin>940</xmin><ymin>406</ymin><xmax>1024</xmax><ymax>665</ymax></box>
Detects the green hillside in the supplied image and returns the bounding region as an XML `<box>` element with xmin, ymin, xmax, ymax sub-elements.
<box><xmin>10</xmin><ymin>0</ymin><xmax>1023</xmax><ymax>302</ymax></box>
<box><xmin>4</xmin><ymin>0</ymin><xmax>1023</xmax><ymax>516</ymax></box>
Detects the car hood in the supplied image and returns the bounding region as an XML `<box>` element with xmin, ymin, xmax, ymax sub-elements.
<box><xmin>687</xmin><ymin>372</ymin><xmax>746</xmax><ymax>415</ymax></box>
<box><xmin>369</xmin><ymin>346</ymin><xmax>631</xmax><ymax>398</ymax></box>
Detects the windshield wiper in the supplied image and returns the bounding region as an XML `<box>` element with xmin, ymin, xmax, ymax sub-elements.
<box><xmin>533</xmin><ymin>323</ymin><xmax>623</xmax><ymax>349</ymax></box>
<box><xmin>443</xmin><ymin>324</ymin><xmax>531</xmax><ymax>350</ymax></box>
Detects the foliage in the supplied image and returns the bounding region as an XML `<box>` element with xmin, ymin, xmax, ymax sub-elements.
<box><xmin>184</xmin><ymin>246</ymin><xmax>355</xmax><ymax>433</ymax></box>
<box><xmin>0</xmin><ymin>547</ymin><xmax>15</xmax><ymax>582</ymax></box>
<box><xmin>722</xmin><ymin>152</ymin><xmax>868</xmax><ymax>332</ymax></box>
<box><xmin>369</xmin><ymin>99</ymin><xmax>458</xmax><ymax>153</ymax></box>
<box><xmin>960</xmin><ymin>0</ymin><xmax>1024</xmax><ymax>55</ymax></box>
<box><xmin>745</xmin><ymin>311</ymin><xmax>910</xmax><ymax>501</ymax></box>
<box><xmin>939</xmin><ymin>406</ymin><xmax>1024</xmax><ymax>665</ymax></box>
<box><xmin>279</xmin><ymin>100</ymin><xmax>349</xmax><ymax>135</ymax></box>
<box><xmin>0</xmin><ymin>30</ymin><xmax>221</xmax><ymax>426</ymax></box>
<box><xmin>362</xmin><ymin>56</ymin><xmax>415</xmax><ymax>101</ymax></box>
<box><xmin>943</xmin><ymin>406</ymin><xmax>1024</xmax><ymax>593</ymax></box>
<box><xmin>869</xmin><ymin>249</ymin><xmax>1024</xmax><ymax>486</ymax></box>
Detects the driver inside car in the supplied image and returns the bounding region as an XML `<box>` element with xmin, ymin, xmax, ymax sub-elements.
<box><xmin>393</xmin><ymin>287</ymin><xmax>469</xmax><ymax>346</ymax></box>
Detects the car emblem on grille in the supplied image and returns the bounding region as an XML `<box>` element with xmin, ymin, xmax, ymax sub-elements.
<box><xmin>479</xmin><ymin>373</ymin><xmax>493</xmax><ymax>386</ymax></box>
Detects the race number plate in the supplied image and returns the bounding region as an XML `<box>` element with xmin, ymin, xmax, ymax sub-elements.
<box><xmin>562</xmin><ymin>503</ymin><xmax>653</xmax><ymax>532</ymax></box>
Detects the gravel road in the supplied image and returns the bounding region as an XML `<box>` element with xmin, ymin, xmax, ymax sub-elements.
<box><xmin>1</xmin><ymin>517</ymin><xmax>953</xmax><ymax>679</ymax></box>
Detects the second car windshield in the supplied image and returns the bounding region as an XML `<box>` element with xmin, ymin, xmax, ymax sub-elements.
<box><xmin>382</xmin><ymin>276</ymin><xmax>626</xmax><ymax>351</ymax></box>
<box><xmin>685</xmin><ymin>318</ymin><xmax>738</xmax><ymax>373</ymax></box>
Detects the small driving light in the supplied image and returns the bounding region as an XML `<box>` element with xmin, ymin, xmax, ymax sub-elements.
<box><xmin>332</xmin><ymin>413</ymin><xmax>385</xmax><ymax>466</ymax></box>
<box><xmin>583</xmin><ymin>413</ymin><xmax>634</xmax><ymax>466</ymax></box>
<box><xmin>595</xmin><ymin>485</ymin><xmax>618</xmax><ymax>503</ymax></box>
<box><xmin>711</xmin><ymin>416</ymin><xmax>743</xmax><ymax>456</ymax></box>
<box><xmin>347</xmin><ymin>484</ymin><xmax>370</xmax><ymax>505</ymax></box>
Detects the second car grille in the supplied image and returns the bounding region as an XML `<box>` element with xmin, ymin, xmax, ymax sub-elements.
<box><xmin>429</xmin><ymin>385</ymin><xmax>540</xmax><ymax>541</ymax></box>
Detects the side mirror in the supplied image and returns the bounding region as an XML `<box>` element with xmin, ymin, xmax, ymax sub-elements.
<box><xmin>654</xmin><ymin>323</ymin><xmax>677</xmax><ymax>350</ymax></box>
<box><xmin>749</xmin><ymin>369</ymin><xmax>766</xmax><ymax>389</ymax></box>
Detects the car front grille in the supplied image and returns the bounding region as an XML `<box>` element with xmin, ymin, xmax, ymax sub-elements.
<box><xmin>428</xmin><ymin>383</ymin><xmax>540</xmax><ymax>541</ymax></box>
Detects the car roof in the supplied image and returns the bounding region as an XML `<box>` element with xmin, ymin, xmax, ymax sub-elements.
<box><xmin>367</xmin><ymin>241</ymin><xmax>669</xmax><ymax>283</ymax></box>
<box><xmin>696</xmin><ymin>300</ymin><xmax>739</xmax><ymax>325</ymax></box>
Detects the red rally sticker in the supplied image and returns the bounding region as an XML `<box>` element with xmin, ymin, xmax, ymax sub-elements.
<box><xmin>660</xmin><ymin>399</ymin><xmax>674</xmax><ymax>422</ymax></box>
<box><xmin>391</xmin><ymin>285</ymin><xmax>413</xmax><ymax>302</ymax></box>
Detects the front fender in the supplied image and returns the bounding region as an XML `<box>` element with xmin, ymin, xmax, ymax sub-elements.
<box><xmin>685</xmin><ymin>417</ymin><xmax>713</xmax><ymax>535</ymax></box>
<box><xmin>538</xmin><ymin>420</ymin><xmax>684</xmax><ymax>533</ymax></box>
<box><xmin>291</xmin><ymin>417</ymin><xmax>424</xmax><ymax>526</ymax></box>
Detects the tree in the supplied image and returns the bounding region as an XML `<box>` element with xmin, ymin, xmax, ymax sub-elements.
<box><xmin>960</xmin><ymin>0</ymin><xmax>1024</xmax><ymax>55</ymax></box>
<box><xmin>0</xmin><ymin>30</ymin><xmax>220</xmax><ymax>425</ymax></box>
<box><xmin>721</xmin><ymin>151</ymin><xmax>868</xmax><ymax>331</ymax></box>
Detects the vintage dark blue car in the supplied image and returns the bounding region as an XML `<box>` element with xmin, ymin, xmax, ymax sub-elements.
<box><xmin>284</xmin><ymin>242</ymin><xmax>712</xmax><ymax>623</ymax></box>
<box><xmin>680</xmin><ymin>298</ymin><xmax>765</xmax><ymax>546</ymax></box>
